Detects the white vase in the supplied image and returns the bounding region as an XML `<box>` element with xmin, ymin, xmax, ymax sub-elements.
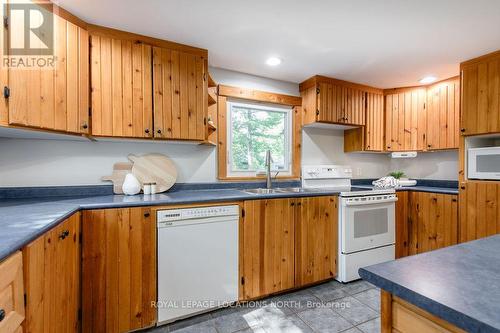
<box><xmin>122</xmin><ymin>173</ymin><xmax>141</xmax><ymax>195</ymax></box>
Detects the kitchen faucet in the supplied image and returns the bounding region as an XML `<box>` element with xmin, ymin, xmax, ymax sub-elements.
<box><xmin>265</xmin><ymin>150</ymin><xmax>273</xmax><ymax>189</ymax></box>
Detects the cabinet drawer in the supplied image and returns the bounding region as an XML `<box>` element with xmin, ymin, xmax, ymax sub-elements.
<box><xmin>0</xmin><ymin>252</ymin><xmax>25</xmax><ymax>333</ymax></box>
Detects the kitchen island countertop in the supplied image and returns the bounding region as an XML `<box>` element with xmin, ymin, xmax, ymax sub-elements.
<box><xmin>360</xmin><ymin>235</ymin><xmax>500</xmax><ymax>333</ymax></box>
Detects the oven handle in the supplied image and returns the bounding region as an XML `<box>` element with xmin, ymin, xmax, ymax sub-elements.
<box><xmin>341</xmin><ymin>197</ymin><xmax>398</xmax><ymax>206</ymax></box>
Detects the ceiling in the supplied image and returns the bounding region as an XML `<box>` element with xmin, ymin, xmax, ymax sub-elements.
<box><xmin>58</xmin><ymin>0</ymin><xmax>500</xmax><ymax>88</ymax></box>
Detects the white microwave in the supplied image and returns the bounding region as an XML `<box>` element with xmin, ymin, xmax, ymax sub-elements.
<box><xmin>468</xmin><ymin>147</ymin><xmax>500</xmax><ymax>180</ymax></box>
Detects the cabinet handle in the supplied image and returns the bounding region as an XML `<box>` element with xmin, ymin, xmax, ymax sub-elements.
<box><xmin>157</xmin><ymin>129</ymin><xmax>162</xmax><ymax>135</ymax></box>
<box><xmin>82</xmin><ymin>123</ymin><xmax>88</xmax><ymax>129</ymax></box>
<box><xmin>3</xmin><ymin>86</ymin><xmax>10</xmax><ymax>99</ymax></box>
<box><xmin>0</xmin><ymin>308</ymin><xmax>5</xmax><ymax>322</ymax></box>
<box><xmin>59</xmin><ymin>230</ymin><xmax>69</xmax><ymax>240</ymax></box>
<box><xmin>460</xmin><ymin>128</ymin><xmax>466</xmax><ymax>133</ymax></box>
<box><xmin>460</xmin><ymin>186</ymin><xmax>466</xmax><ymax>190</ymax></box>
<box><xmin>145</xmin><ymin>128</ymin><xmax>150</xmax><ymax>134</ymax></box>
<box><xmin>144</xmin><ymin>212</ymin><xmax>150</xmax><ymax>218</ymax></box>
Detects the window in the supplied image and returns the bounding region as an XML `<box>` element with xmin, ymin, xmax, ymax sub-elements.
<box><xmin>227</xmin><ymin>101</ymin><xmax>292</xmax><ymax>177</ymax></box>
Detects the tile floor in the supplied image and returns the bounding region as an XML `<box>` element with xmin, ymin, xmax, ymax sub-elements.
<box><xmin>144</xmin><ymin>280</ymin><xmax>381</xmax><ymax>333</ymax></box>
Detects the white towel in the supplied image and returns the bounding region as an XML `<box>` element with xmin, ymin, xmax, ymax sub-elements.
<box><xmin>372</xmin><ymin>176</ymin><xmax>399</xmax><ymax>189</ymax></box>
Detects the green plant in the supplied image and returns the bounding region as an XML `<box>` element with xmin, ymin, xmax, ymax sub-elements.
<box><xmin>388</xmin><ymin>171</ymin><xmax>406</xmax><ymax>179</ymax></box>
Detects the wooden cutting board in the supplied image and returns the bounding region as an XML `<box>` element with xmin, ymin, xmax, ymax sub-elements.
<box><xmin>128</xmin><ymin>153</ymin><xmax>177</xmax><ymax>193</ymax></box>
<box><xmin>102</xmin><ymin>162</ymin><xmax>134</xmax><ymax>194</ymax></box>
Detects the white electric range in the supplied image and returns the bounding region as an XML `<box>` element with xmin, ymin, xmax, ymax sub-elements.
<box><xmin>302</xmin><ymin>165</ymin><xmax>397</xmax><ymax>282</ymax></box>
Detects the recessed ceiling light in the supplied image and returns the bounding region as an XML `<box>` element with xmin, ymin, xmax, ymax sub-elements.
<box><xmin>419</xmin><ymin>76</ymin><xmax>437</xmax><ymax>84</ymax></box>
<box><xmin>266</xmin><ymin>57</ymin><xmax>282</xmax><ymax>66</ymax></box>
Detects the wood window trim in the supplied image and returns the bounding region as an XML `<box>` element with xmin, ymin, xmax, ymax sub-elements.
<box><xmin>217</xmin><ymin>86</ymin><xmax>302</xmax><ymax>180</ymax></box>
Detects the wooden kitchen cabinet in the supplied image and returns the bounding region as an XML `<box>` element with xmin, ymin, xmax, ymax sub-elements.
<box><xmin>300</xmin><ymin>75</ymin><xmax>382</xmax><ymax>128</ymax></box>
<box><xmin>460</xmin><ymin>50</ymin><xmax>500</xmax><ymax>136</ymax></box>
<box><xmin>385</xmin><ymin>88</ymin><xmax>427</xmax><ymax>152</ymax></box>
<box><xmin>90</xmin><ymin>35</ymin><xmax>153</xmax><ymax>138</ymax></box>
<box><xmin>0</xmin><ymin>252</ymin><xmax>25</xmax><ymax>333</ymax></box>
<box><xmin>7</xmin><ymin>4</ymin><xmax>89</xmax><ymax>134</ymax></box>
<box><xmin>395</xmin><ymin>192</ymin><xmax>409</xmax><ymax>259</ymax></box>
<box><xmin>344</xmin><ymin>92</ymin><xmax>385</xmax><ymax>152</ymax></box>
<box><xmin>408</xmin><ymin>192</ymin><xmax>458</xmax><ymax>254</ymax></box>
<box><xmin>240</xmin><ymin>198</ymin><xmax>295</xmax><ymax>300</ymax></box>
<box><xmin>240</xmin><ymin>196</ymin><xmax>338</xmax><ymax>300</ymax></box>
<box><xmin>459</xmin><ymin>182</ymin><xmax>500</xmax><ymax>243</ymax></box>
<box><xmin>23</xmin><ymin>213</ymin><xmax>80</xmax><ymax>333</ymax></box>
<box><xmin>82</xmin><ymin>207</ymin><xmax>156</xmax><ymax>333</ymax></box>
<box><xmin>426</xmin><ymin>77</ymin><xmax>460</xmax><ymax>150</ymax></box>
<box><xmin>152</xmin><ymin>47</ymin><xmax>207</xmax><ymax>140</ymax></box>
<box><xmin>295</xmin><ymin>196</ymin><xmax>337</xmax><ymax>287</ymax></box>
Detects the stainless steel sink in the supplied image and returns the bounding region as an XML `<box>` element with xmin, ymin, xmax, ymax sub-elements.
<box><xmin>242</xmin><ymin>188</ymin><xmax>280</xmax><ymax>194</ymax></box>
<box><xmin>275</xmin><ymin>187</ymin><xmax>319</xmax><ymax>193</ymax></box>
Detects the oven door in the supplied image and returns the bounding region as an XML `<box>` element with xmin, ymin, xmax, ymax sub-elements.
<box><xmin>468</xmin><ymin>147</ymin><xmax>500</xmax><ymax>180</ymax></box>
<box><xmin>341</xmin><ymin>197</ymin><xmax>396</xmax><ymax>254</ymax></box>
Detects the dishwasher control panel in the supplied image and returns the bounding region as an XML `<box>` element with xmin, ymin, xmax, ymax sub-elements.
<box><xmin>157</xmin><ymin>205</ymin><xmax>240</xmax><ymax>222</ymax></box>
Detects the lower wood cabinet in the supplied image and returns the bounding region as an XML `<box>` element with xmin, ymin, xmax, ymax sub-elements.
<box><xmin>395</xmin><ymin>192</ymin><xmax>409</xmax><ymax>258</ymax></box>
<box><xmin>295</xmin><ymin>196</ymin><xmax>337</xmax><ymax>287</ymax></box>
<box><xmin>81</xmin><ymin>207</ymin><xmax>156</xmax><ymax>333</ymax></box>
<box><xmin>240</xmin><ymin>196</ymin><xmax>337</xmax><ymax>300</ymax></box>
<box><xmin>396</xmin><ymin>192</ymin><xmax>458</xmax><ymax>257</ymax></box>
<box><xmin>240</xmin><ymin>198</ymin><xmax>295</xmax><ymax>300</ymax></box>
<box><xmin>23</xmin><ymin>213</ymin><xmax>80</xmax><ymax>333</ymax></box>
<box><xmin>459</xmin><ymin>182</ymin><xmax>500</xmax><ymax>243</ymax></box>
<box><xmin>382</xmin><ymin>291</ymin><xmax>465</xmax><ymax>333</ymax></box>
<box><xmin>0</xmin><ymin>252</ymin><xmax>25</xmax><ymax>333</ymax></box>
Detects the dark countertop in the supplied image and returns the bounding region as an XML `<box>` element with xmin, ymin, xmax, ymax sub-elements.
<box><xmin>359</xmin><ymin>235</ymin><xmax>500</xmax><ymax>333</ymax></box>
<box><xmin>353</xmin><ymin>184</ymin><xmax>458</xmax><ymax>195</ymax></box>
<box><xmin>0</xmin><ymin>182</ymin><xmax>458</xmax><ymax>263</ymax></box>
<box><xmin>0</xmin><ymin>188</ymin><xmax>343</xmax><ymax>262</ymax></box>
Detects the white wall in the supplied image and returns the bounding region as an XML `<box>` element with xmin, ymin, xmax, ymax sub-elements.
<box><xmin>302</xmin><ymin>128</ymin><xmax>390</xmax><ymax>178</ymax></box>
<box><xmin>0</xmin><ymin>138</ymin><xmax>217</xmax><ymax>186</ymax></box>
<box><xmin>0</xmin><ymin>68</ymin><xmax>459</xmax><ymax>187</ymax></box>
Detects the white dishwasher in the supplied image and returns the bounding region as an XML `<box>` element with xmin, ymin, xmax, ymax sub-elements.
<box><xmin>157</xmin><ymin>205</ymin><xmax>239</xmax><ymax>324</ymax></box>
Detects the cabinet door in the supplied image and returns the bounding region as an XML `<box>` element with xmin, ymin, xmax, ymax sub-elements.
<box><xmin>82</xmin><ymin>207</ymin><xmax>156</xmax><ymax>333</ymax></box>
<box><xmin>459</xmin><ymin>182</ymin><xmax>500</xmax><ymax>243</ymax></box>
<box><xmin>0</xmin><ymin>252</ymin><xmax>24</xmax><ymax>333</ymax></box>
<box><xmin>153</xmin><ymin>47</ymin><xmax>207</xmax><ymax>140</ymax></box>
<box><xmin>295</xmin><ymin>196</ymin><xmax>337</xmax><ymax>287</ymax></box>
<box><xmin>23</xmin><ymin>213</ymin><xmax>80</xmax><ymax>333</ymax></box>
<box><xmin>8</xmin><ymin>8</ymin><xmax>89</xmax><ymax>134</ymax></box>
<box><xmin>395</xmin><ymin>191</ymin><xmax>409</xmax><ymax>258</ymax></box>
<box><xmin>344</xmin><ymin>88</ymin><xmax>365</xmax><ymax>126</ymax></box>
<box><xmin>365</xmin><ymin>92</ymin><xmax>384</xmax><ymax>151</ymax></box>
<box><xmin>240</xmin><ymin>199</ymin><xmax>295</xmax><ymax>300</ymax></box>
<box><xmin>461</xmin><ymin>56</ymin><xmax>500</xmax><ymax>135</ymax></box>
<box><xmin>317</xmin><ymin>82</ymin><xmax>336</xmax><ymax>123</ymax></box>
<box><xmin>385</xmin><ymin>89</ymin><xmax>426</xmax><ymax>152</ymax></box>
<box><xmin>409</xmin><ymin>192</ymin><xmax>458</xmax><ymax>254</ymax></box>
<box><xmin>90</xmin><ymin>36</ymin><xmax>153</xmax><ymax>138</ymax></box>
<box><xmin>426</xmin><ymin>78</ymin><xmax>460</xmax><ymax>150</ymax></box>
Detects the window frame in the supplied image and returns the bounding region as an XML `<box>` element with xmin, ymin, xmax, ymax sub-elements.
<box><xmin>226</xmin><ymin>100</ymin><xmax>293</xmax><ymax>178</ymax></box>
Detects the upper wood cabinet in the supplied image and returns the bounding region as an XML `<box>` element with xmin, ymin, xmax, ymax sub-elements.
<box><xmin>90</xmin><ymin>36</ymin><xmax>153</xmax><ymax>138</ymax></box>
<box><xmin>295</xmin><ymin>196</ymin><xmax>337</xmax><ymax>287</ymax></box>
<box><xmin>152</xmin><ymin>47</ymin><xmax>207</xmax><ymax>140</ymax></box>
<box><xmin>23</xmin><ymin>213</ymin><xmax>80</xmax><ymax>333</ymax></box>
<box><xmin>426</xmin><ymin>78</ymin><xmax>460</xmax><ymax>150</ymax></box>
<box><xmin>6</xmin><ymin>6</ymin><xmax>89</xmax><ymax>134</ymax></box>
<box><xmin>461</xmin><ymin>50</ymin><xmax>500</xmax><ymax>136</ymax></box>
<box><xmin>344</xmin><ymin>92</ymin><xmax>385</xmax><ymax>152</ymax></box>
<box><xmin>385</xmin><ymin>88</ymin><xmax>427</xmax><ymax>152</ymax></box>
<box><xmin>459</xmin><ymin>181</ymin><xmax>500</xmax><ymax>243</ymax></box>
<box><xmin>0</xmin><ymin>252</ymin><xmax>25</xmax><ymax>333</ymax></box>
<box><xmin>300</xmin><ymin>76</ymin><xmax>380</xmax><ymax>127</ymax></box>
<box><xmin>82</xmin><ymin>207</ymin><xmax>156</xmax><ymax>333</ymax></box>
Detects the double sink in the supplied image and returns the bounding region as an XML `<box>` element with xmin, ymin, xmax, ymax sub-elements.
<box><xmin>242</xmin><ymin>187</ymin><xmax>321</xmax><ymax>194</ymax></box>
